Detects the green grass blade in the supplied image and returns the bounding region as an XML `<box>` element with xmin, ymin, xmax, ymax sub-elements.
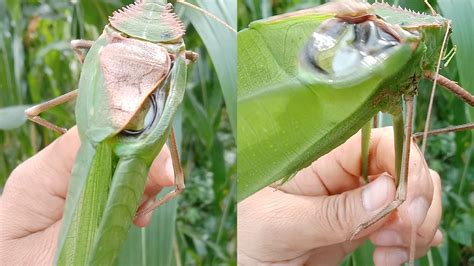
<box><xmin>178</xmin><ymin>0</ymin><xmax>237</xmax><ymax>135</ymax></box>
<box><xmin>117</xmin><ymin>188</ymin><xmax>178</xmax><ymax>266</ymax></box>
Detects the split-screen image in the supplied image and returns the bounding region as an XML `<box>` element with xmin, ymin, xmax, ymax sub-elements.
<box><xmin>0</xmin><ymin>0</ymin><xmax>472</xmax><ymax>265</ymax></box>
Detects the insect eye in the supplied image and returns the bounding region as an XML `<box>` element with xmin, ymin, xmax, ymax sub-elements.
<box><xmin>300</xmin><ymin>18</ymin><xmax>400</xmax><ymax>79</ymax></box>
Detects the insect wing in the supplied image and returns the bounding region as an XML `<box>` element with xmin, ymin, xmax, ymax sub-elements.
<box><xmin>237</xmin><ymin>11</ymin><xmax>416</xmax><ymax>200</ymax></box>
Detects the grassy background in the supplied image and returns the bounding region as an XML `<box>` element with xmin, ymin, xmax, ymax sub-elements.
<box><xmin>0</xmin><ymin>0</ymin><xmax>236</xmax><ymax>264</ymax></box>
<box><xmin>238</xmin><ymin>0</ymin><xmax>473</xmax><ymax>265</ymax></box>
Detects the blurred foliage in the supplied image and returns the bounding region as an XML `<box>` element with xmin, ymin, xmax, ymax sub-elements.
<box><xmin>0</xmin><ymin>0</ymin><xmax>236</xmax><ymax>264</ymax></box>
<box><xmin>239</xmin><ymin>0</ymin><xmax>473</xmax><ymax>265</ymax></box>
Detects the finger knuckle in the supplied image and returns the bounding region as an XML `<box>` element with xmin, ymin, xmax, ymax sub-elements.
<box><xmin>321</xmin><ymin>194</ymin><xmax>352</xmax><ymax>240</ymax></box>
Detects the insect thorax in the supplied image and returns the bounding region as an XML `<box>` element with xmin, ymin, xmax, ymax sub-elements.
<box><xmin>373</xmin><ymin>3</ymin><xmax>450</xmax><ymax>72</ymax></box>
<box><xmin>109</xmin><ymin>0</ymin><xmax>185</xmax><ymax>43</ymax></box>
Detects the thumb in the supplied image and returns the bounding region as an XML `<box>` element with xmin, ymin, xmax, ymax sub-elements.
<box><xmin>237</xmin><ymin>175</ymin><xmax>397</xmax><ymax>256</ymax></box>
<box><xmin>314</xmin><ymin>175</ymin><xmax>396</xmax><ymax>244</ymax></box>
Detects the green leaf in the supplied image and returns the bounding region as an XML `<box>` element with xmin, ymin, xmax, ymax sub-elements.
<box><xmin>178</xmin><ymin>0</ymin><xmax>237</xmax><ymax>136</ymax></box>
<box><xmin>0</xmin><ymin>105</ymin><xmax>31</xmax><ymax>130</ymax></box>
<box><xmin>351</xmin><ymin>241</ymin><xmax>375</xmax><ymax>266</ymax></box>
<box><xmin>184</xmin><ymin>92</ymin><xmax>213</xmax><ymax>148</ymax></box>
<box><xmin>447</xmin><ymin>214</ymin><xmax>474</xmax><ymax>246</ymax></box>
<box><xmin>446</xmin><ymin>191</ymin><xmax>469</xmax><ymax>211</ymax></box>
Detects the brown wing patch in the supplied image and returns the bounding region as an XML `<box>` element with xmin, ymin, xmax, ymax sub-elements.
<box><xmin>99</xmin><ymin>38</ymin><xmax>170</xmax><ymax>132</ymax></box>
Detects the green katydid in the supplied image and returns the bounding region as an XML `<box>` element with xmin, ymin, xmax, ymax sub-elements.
<box><xmin>24</xmin><ymin>0</ymin><xmax>235</xmax><ymax>264</ymax></box>
<box><xmin>237</xmin><ymin>0</ymin><xmax>473</xmax><ymax>244</ymax></box>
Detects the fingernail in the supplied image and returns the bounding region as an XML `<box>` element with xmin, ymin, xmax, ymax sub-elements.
<box><xmin>363</xmin><ymin>175</ymin><xmax>390</xmax><ymax>211</ymax></box>
<box><xmin>389</xmin><ymin>249</ymin><xmax>408</xmax><ymax>265</ymax></box>
<box><xmin>374</xmin><ymin>230</ymin><xmax>403</xmax><ymax>246</ymax></box>
<box><xmin>409</xmin><ymin>197</ymin><xmax>429</xmax><ymax>228</ymax></box>
<box><xmin>431</xmin><ymin>229</ymin><xmax>443</xmax><ymax>246</ymax></box>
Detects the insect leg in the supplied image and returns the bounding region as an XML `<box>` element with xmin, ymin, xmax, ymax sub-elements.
<box><xmin>71</xmin><ymin>39</ymin><xmax>94</xmax><ymax>63</ymax></box>
<box><xmin>168</xmin><ymin>127</ymin><xmax>185</xmax><ymax>193</ymax></box>
<box><xmin>372</xmin><ymin>114</ymin><xmax>379</xmax><ymax>128</ymax></box>
<box><xmin>25</xmin><ymin>90</ymin><xmax>78</xmax><ymax>134</ymax></box>
<box><xmin>361</xmin><ymin>120</ymin><xmax>372</xmax><ymax>183</ymax></box>
<box><xmin>350</xmin><ymin>97</ymin><xmax>415</xmax><ymax>240</ymax></box>
<box><xmin>185</xmin><ymin>50</ymin><xmax>199</xmax><ymax>64</ymax></box>
<box><xmin>136</xmin><ymin>127</ymin><xmax>185</xmax><ymax>216</ymax></box>
<box><xmin>424</xmin><ymin>72</ymin><xmax>474</xmax><ymax>106</ymax></box>
<box><xmin>413</xmin><ymin>123</ymin><xmax>474</xmax><ymax>141</ymax></box>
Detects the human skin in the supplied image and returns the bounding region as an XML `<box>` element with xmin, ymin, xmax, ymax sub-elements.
<box><xmin>238</xmin><ymin>127</ymin><xmax>442</xmax><ymax>265</ymax></box>
<box><xmin>0</xmin><ymin>127</ymin><xmax>175</xmax><ymax>264</ymax></box>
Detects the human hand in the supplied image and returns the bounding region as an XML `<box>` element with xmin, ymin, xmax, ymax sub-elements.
<box><xmin>0</xmin><ymin>127</ymin><xmax>174</xmax><ymax>264</ymax></box>
<box><xmin>238</xmin><ymin>127</ymin><xmax>442</xmax><ymax>265</ymax></box>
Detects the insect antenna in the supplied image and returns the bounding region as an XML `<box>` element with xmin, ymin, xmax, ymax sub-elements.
<box><xmin>419</xmin><ymin>21</ymin><xmax>474</xmax><ymax>143</ymax></box>
<box><xmin>423</xmin><ymin>0</ymin><xmax>437</xmax><ymax>15</ymax></box>
<box><xmin>409</xmin><ymin>18</ymin><xmax>452</xmax><ymax>266</ymax></box>
<box><xmin>420</xmin><ymin>21</ymin><xmax>451</xmax><ymax>154</ymax></box>
<box><xmin>175</xmin><ymin>0</ymin><xmax>237</xmax><ymax>33</ymax></box>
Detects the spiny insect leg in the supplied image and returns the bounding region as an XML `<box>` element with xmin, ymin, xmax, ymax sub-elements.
<box><xmin>71</xmin><ymin>39</ymin><xmax>94</xmax><ymax>63</ymax></box>
<box><xmin>350</xmin><ymin>97</ymin><xmax>414</xmax><ymax>240</ymax></box>
<box><xmin>424</xmin><ymin>72</ymin><xmax>474</xmax><ymax>106</ymax></box>
<box><xmin>413</xmin><ymin>123</ymin><xmax>474</xmax><ymax>141</ymax></box>
<box><xmin>25</xmin><ymin>90</ymin><xmax>78</xmax><ymax>134</ymax></box>
<box><xmin>136</xmin><ymin>127</ymin><xmax>185</xmax><ymax>217</ymax></box>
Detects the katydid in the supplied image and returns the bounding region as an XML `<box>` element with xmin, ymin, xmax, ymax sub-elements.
<box><xmin>24</xmin><ymin>0</ymin><xmax>235</xmax><ymax>264</ymax></box>
<box><xmin>237</xmin><ymin>0</ymin><xmax>473</xmax><ymax>244</ymax></box>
